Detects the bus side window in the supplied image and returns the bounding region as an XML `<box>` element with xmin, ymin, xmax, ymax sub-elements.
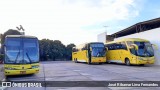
<box><xmin>109</xmin><ymin>44</ymin><xmax>113</xmax><ymax>50</ymax></box>
<box><xmin>126</xmin><ymin>41</ymin><xmax>136</xmax><ymax>55</ymax></box>
<box><xmin>115</xmin><ymin>44</ymin><xmax>118</xmax><ymax>50</ymax></box>
<box><xmin>111</xmin><ymin>44</ymin><xmax>116</xmax><ymax>50</ymax></box>
<box><xmin>106</xmin><ymin>45</ymin><xmax>112</xmax><ymax>50</ymax></box>
<box><xmin>121</xmin><ymin>42</ymin><xmax>127</xmax><ymax>50</ymax></box>
<box><xmin>115</xmin><ymin>43</ymin><xmax>122</xmax><ymax>50</ymax></box>
<box><xmin>116</xmin><ymin>44</ymin><xmax>122</xmax><ymax>50</ymax></box>
<box><xmin>130</xmin><ymin>48</ymin><xmax>136</xmax><ymax>55</ymax></box>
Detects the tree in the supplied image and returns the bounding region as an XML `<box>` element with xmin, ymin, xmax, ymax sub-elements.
<box><xmin>39</xmin><ymin>39</ymin><xmax>51</xmax><ymax>61</ymax></box>
<box><xmin>39</xmin><ymin>39</ymin><xmax>76</xmax><ymax>61</ymax></box>
<box><xmin>66</xmin><ymin>43</ymin><xmax>76</xmax><ymax>60</ymax></box>
<box><xmin>1</xmin><ymin>29</ymin><xmax>21</xmax><ymax>44</ymax></box>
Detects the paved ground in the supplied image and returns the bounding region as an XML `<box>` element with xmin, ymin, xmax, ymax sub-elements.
<box><xmin>0</xmin><ymin>64</ymin><xmax>6</xmax><ymax>90</ymax></box>
<box><xmin>4</xmin><ymin>61</ymin><xmax>160</xmax><ymax>90</ymax></box>
<box><xmin>0</xmin><ymin>64</ymin><xmax>5</xmax><ymax>81</ymax></box>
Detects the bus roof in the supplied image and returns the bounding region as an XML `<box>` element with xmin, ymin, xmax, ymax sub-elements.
<box><xmin>78</xmin><ymin>42</ymin><xmax>104</xmax><ymax>46</ymax></box>
<box><xmin>105</xmin><ymin>38</ymin><xmax>149</xmax><ymax>44</ymax></box>
<box><xmin>73</xmin><ymin>42</ymin><xmax>104</xmax><ymax>49</ymax></box>
<box><xmin>6</xmin><ymin>35</ymin><xmax>38</xmax><ymax>39</ymax></box>
<box><xmin>89</xmin><ymin>42</ymin><xmax>104</xmax><ymax>44</ymax></box>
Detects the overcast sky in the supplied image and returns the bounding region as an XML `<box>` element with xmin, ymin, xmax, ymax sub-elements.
<box><xmin>0</xmin><ymin>0</ymin><xmax>159</xmax><ymax>45</ymax></box>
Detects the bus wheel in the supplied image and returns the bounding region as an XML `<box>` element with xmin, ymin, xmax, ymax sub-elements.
<box><xmin>88</xmin><ymin>61</ymin><xmax>91</xmax><ymax>65</ymax></box>
<box><xmin>75</xmin><ymin>58</ymin><xmax>77</xmax><ymax>63</ymax></box>
<box><xmin>140</xmin><ymin>64</ymin><xmax>144</xmax><ymax>66</ymax></box>
<box><xmin>125</xmin><ymin>59</ymin><xmax>130</xmax><ymax>66</ymax></box>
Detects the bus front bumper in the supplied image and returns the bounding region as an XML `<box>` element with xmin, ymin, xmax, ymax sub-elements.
<box><xmin>4</xmin><ymin>68</ymin><xmax>39</xmax><ymax>76</ymax></box>
<box><xmin>91</xmin><ymin>57</ymin><xmax>106</xmax><ymax>63</ymax></box>
<box><xmin>137</xmin><ymin>59</ymin><xmax>154</xmax><ymax>64</ymax></box>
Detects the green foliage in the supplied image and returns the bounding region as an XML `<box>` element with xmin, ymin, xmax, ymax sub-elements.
<box><xmin>66</xmin><ymin>44</ymin><xmax>76</xmax><ymax>60</ymax></box>
<box><xmin>1</xmin><ymin>29</ymin><xmax>21</xmax><ymax>44</ymax></box>
<box><xmin>39</xmin><ymin>39</ymin><xmax>75</xmax><ymax>61</ymax></box>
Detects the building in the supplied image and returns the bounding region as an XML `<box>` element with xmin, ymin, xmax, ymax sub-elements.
<box><xmin>97</xmin><ymin>32</ymin><xmax>107</xmax><ymax>43</ymax></box>
<box><xmin>97</xmin><ymin>17</ymin><xmax>160</xmax><ymax>65</ymax></box>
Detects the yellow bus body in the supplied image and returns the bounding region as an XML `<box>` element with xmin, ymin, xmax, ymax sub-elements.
<box><xmin>72</xmin><ymin>50</ymin><xmax>106</xmax><ymax>63</ymax></box>
<box><xmin>4</xmin><ymin>63</ymin><xmax>39</xmax><ymax>75</ymax></box>
<box><xmin>105</xmin><ymin>38</ymin><xmax>155</xmax><ymax>65</ymax></box>
<box><xmin>72</xmin><ymin>42</ymin><xmax>106</xmax><ymax>64</ymax></box>
<box><xmin>4</xmin><ymin>35</ymin><xmax>40</xmax><ymax>76</ymax></box>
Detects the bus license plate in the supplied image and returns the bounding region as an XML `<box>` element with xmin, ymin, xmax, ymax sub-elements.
<box><xmin>20</xmin><ymin>71</ymin><xmax>26</xmax><ymax>74</ymax></box>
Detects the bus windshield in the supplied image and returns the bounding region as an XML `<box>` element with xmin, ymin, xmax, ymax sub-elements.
<box><xmin>24</xmin><ymin>38</ymin><xmax>39</xmax><ymax>63</ymax></box>
<box><xmin>134</xmin><ymin>41</ymin><xmax>154</xmax><ymax>57</ymax></box>
<box><xmin>5</xmin><ymin>38</ymin><xmax>22</xmax><ymax>64</ymax></box>
<box><xmin>90</xmin><ymin>43</ymin><xmax>106</xmax><ymax>57</ymax></box>
<box><xmin>5</xmin><ymin>38</ymin><xmax>39</xmax><ymax>64</ymax></box>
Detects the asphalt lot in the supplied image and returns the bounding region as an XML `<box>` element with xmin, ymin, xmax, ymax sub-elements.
<box><xmin>5</xmin><ymin>61</ymin><xmax>160</xmax><ymax>90</ymax></box>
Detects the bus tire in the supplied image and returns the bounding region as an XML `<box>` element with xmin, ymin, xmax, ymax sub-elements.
<box><xmin>88</xmin><ymin>60</ymin><xmax>91</xmax><ymax>65</ymax></box>
<box><xmin>75</xmin><ymin>58</ymin><xmax>77</xmax><ymax>63</ymax></box>
<box><xmin>106</xmin><ymin>61</ymin><xmax>111</xmax><ymax>64</ymax></box>
<box><xmin>140</xmin><ymin>64</ymin><xmax>144</xmax><ymax>66</ymax></box>
<box><xmin>125</xmin><ymin>58</ymin><xmax>131</xmax><ymax>66</ymax></box>
<box><xmin>99</xmin><ymin>63</ymin><xmax>102</xmax><ymax>64</ymax></box>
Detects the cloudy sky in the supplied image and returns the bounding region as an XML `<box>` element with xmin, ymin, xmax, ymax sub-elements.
<box><xmin>0</xmin><ymin>0</ymin><xmax>159</xmax><ymax>45</ymax></box>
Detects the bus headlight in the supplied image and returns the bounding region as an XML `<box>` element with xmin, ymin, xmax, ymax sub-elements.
<box><xmin>32</xmin><ymin>65</ymin><xmax>39</xmax><ymax>69</ymax></box>
<box><xmin>5</xmin><ymin>67</ymin><xmax>16</xmax><ymax>70</ymax></box>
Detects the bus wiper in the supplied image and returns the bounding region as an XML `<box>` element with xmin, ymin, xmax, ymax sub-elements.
<box><xmin>15</xmin><ymin>48</ymin><xmax>20</xmax><ymax>64</ymax></box>
<box><xmin>26</xmin><ymin>52</ymin><xmax>32</xmax><ymax>64</ymax></box>
<box><xmin>96</xmin><ymin>52</ymin><xmax>101</xmax><ymax>57</ymax></box>
<box><xmin>144</xmin><ymin>47</ymin><xmax>151</xmax><ymax>56</ymax></box>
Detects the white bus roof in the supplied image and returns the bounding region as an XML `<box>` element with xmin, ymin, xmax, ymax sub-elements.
<box><xmin>105</xmin><ymin>38</ymin><xmax>149</xmax><ymax>44</ymax></box>
<box><xmin>6</xmin><ymin>35</ymin><xmax>38</xmax><ymax>39</ymax></box>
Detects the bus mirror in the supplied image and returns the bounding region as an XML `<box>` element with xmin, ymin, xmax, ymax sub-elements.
<box><xmin>106</xmin><ymin>47</ymin><xmax>108</xmax><ymax>51</ymax></box>
<box><xmin>130</xmin><ymin>44</ymin><xmax>139</xmax><ymax>50</ymax></box>
<box><xmin>152</xmin><ymin>44</ymin><xmax>158</xmax><ymax>50</ymax></box>
<box><xmin>2</xmin><ymin>44</ymin><xmax>6</xmax><ymax>47</ymax></box>
<box><xmin>90</xmin><ymin>47</ymin><xmax>92</xmax><ymax>51</ymax></box>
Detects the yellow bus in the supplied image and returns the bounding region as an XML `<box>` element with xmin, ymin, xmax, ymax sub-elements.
<box><xmin>105</xmin><ymin>38</ymin><xmax>155</xmax><ymax>66</ymax></box>
<box><xmin>4</xmin><ymin>35</ymin><xmax>39</xmax><ymax>76</ymax></box>
<box><xmin>72</xmin><ymin>42</ymin><xmax>106</xmax><ymax>64</ymax></box>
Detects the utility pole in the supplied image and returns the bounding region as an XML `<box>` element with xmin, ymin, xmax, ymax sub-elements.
<box><xmin>104</xmin><ymin>25</ymin><xmax>108</xmax><ymax>34</ymax></box>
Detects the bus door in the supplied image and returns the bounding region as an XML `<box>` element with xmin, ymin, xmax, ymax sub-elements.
<box><xmin>117</xmin><ymin>42</ymin><xmax>128</xmax><ymax>62</ymax></box>
<box><xmin>88</xmin><ymin>45</ymin><xmax>91</xmax><ymax>63</ymax></box>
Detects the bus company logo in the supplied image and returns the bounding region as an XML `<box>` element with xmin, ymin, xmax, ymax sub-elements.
<box><xmin>22</xmin><ymin>67</ymin><xmax>24</xmax><ymax>69</ymax></box>
<box><xmin>0</xmin><ymin>82</ymin><xmax>11</xmax><ymax>90</ymax></box>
